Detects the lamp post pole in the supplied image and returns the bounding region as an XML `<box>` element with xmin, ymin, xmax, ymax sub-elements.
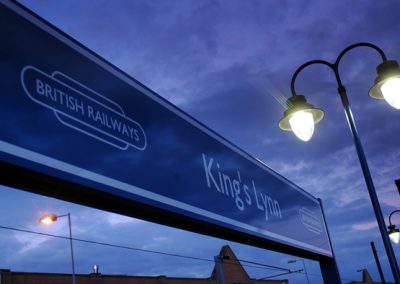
<box><xmin>281</xmin><ymin>43</ymin><xmax>400</xmax><ymax>282</ymax></box>
<box><xmin>301</xmin><ymin>259</ymin><xmax>309</xmax><ymax>284</ymax></box>
<box><xmin>65</xmin><ymin>213</ymin><xmax>76</xmax><ymax>284</ymax></box>
<box><xmin>288</xmin><ymin>259</ymin><xmax>309</xmax><ymax>284</ymax></box>
<box><xmin>337</xmin><ymin>84</ymin><xmax>400</xmax><ymax>283</ymax></box>
<box><xmin>370</xmin><ymin>241</ymin><xmax>386</xmax><ymax>284</ymax></box>
<box><xmin>39</xmin><ymin>213</ymin><xmax>76</xmax><ymax>284</ymax></box>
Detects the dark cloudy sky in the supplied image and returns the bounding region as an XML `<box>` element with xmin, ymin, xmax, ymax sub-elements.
<box><xmin>1</xmin><ymin>0</ymin><xmax>400</xmax><ymax>283</ymax></box>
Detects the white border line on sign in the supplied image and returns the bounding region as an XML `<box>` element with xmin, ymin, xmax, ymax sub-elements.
<box><xmin>2</xmin><ymin>0</ymin><xmax>318</xmax><ymax>203</ymax></box>
<box><xmin>0</xmin><ymin>140</ymin><xmax>332</xmax><ymax>256</ymax></box>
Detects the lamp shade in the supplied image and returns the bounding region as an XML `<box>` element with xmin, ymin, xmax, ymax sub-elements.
<box><xmin>388</xmin><ymin>225</ymin><xmax>400</xmax><ymax>244</ymax></box>
<box><xmin>279</xmin><ymin>95</ymin><xmax>324</xmax><ymax>141</ymax></box>
<box><xmin>39</xmin><ymin>214</ymin><xmax>58</xmax><ymax>224</ymax></box>
<box><xmin>369</xmin><ymin>60</ymin><xmax>400</xmax><ymax>109</ymax></box>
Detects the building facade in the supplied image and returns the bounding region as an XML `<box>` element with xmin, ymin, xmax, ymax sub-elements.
<box><xmin>0</xmin><ymin>245</ymin><xmax>288</xmax><ymax>284</ymax></box>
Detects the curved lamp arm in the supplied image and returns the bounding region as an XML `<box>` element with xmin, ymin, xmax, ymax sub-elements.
<box><xmin>290</xmin><ymin>42</ymin><xmax>388</xmax><ymax>96</ymax></box>
<box><xmin>335</xmin><ymin>42</ymin><xmax>387</xmax><ymax>69</ymax></box>
<box><xmin>389</xmin><ymin>209</ymin><xmax>400</xmax><ymax>226</ymax></box>
<box><xmin>290</xmin><ymin>60</ymin><xmax>334</xmax><ymax>96</ymax></box>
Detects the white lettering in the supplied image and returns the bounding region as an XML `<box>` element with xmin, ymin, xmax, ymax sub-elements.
<box><xmin>253</xmin><ymin>181</ymin><xmax>264</xmax><ymax>211</ymax></box>
<box><xmin>202</xmin><ymin>153</ymin><xmax>282</xmax><ymax>220</ymax></box>
<box><xmin>202</xmin><ymin>154</ymin><xmax>221</xmax><ymax>192</ymax></box>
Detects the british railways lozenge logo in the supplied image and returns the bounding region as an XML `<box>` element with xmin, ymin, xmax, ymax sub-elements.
<box><xmin>21</xmin><ymin>66</ymin><xmax>146</xmax><ymax>151</ymax></box>
<box><xmin>299</xmin><ymin>207</ymin><xmax>323</xmax><ymax>235</ymax></box>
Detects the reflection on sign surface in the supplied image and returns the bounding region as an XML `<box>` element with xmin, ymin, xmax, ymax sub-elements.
<box><xmin>0</xmin><ymin>1</ymin><xmax>332</xmax><ymax>257</ymax></box>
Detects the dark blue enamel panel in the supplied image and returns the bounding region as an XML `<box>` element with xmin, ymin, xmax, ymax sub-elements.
<box><xmin>0</xmin><ymin>1</ymin><xmax>332</xmax><ymax>257</ymax></box>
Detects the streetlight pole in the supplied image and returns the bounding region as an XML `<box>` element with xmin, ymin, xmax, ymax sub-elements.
<box><xmin>288</xmin><ymin>259</ymin><xmax>310</xmax><ymax>284</ymax></box>
<box><xmin>66</xmin><ymin>213</ymin><xmax>76</xmax><ymax>284</ymax></box>
<box><xmin>39</xmin><ymin>213</ymin><xmax>76</xmax><ymax>284</ymax></box>
<box><xmin>278</xmin><ymin>42</ymin><xmax>400</xmax><ymax>283</ymax></box>
<box><xmin>336</xmin><ymin>80</ymin><xmax>400</xmax><ymax>283</ymax></box>
<box><xmin>370</xmin><ymin>241</ymin><xmax>386</xmax><ymax>284</ymax></box>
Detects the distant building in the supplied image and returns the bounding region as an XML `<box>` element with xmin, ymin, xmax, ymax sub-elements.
<box><xmin>345</xmin><ymin>269</ymin><xmax>395</xmax><ymax>284</ymax></box>
<box><xmin>0</xmin><ymin>245</ymin><xmax>288</xmax><ymax>284</ymax></box>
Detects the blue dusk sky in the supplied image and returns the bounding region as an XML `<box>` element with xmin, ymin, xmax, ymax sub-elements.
<box><xmin>1</xmin><ymin>1</ymin><xmax>400</xmax><ymax>283</ymax></box>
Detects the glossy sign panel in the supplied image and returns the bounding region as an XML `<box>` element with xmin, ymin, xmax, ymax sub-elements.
<box><xmin>0</xmin><ymin>1</ymin><xmax>332</xmax><ymax>257</ymax></box>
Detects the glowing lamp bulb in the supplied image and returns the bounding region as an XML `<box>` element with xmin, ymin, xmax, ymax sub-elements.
<box><xmin>288</xmin><ymin>111</ymin><xmax>315</xmax><ymax>141</ymax></box>
<box><xmin>380</xmin><ymin>77</ymin><xmax>400</xmax><ymax>109</ymax></box>
<box><xmin>39</xmin><ymin>214</ymin><xmax>57</xmax><ymax>224</ymax></box>
<box><xmin>389</xmin><ymin>230</ymin><xmax>400</xmax><ymax>244</ymax></box>
<box><xmin>40</xmin><ymin>217</ymin><xmax>53</xmax><ymax>224</ymax></box>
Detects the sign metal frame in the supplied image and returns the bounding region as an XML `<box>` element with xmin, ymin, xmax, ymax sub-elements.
<box><xmin>0</xmin><ymin>3</ymin><xmax>341</xmax><ymax>281</ymax></box>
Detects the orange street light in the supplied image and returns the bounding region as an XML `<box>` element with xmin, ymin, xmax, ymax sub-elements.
<box><xmin>39</xmin><ymin>214</ymin><xmax>58</xmax><ymax>224</ymax></box>
<box><xmin>39</xmin><ymin>213</ymin><xmax>76</xmax><ymax>284</ymax></box>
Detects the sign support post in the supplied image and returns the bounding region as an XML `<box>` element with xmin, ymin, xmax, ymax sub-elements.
<box><xmin>318</xmin><ymin>198</ymin><xmax>342</xmax><ymax>283</ymax></box>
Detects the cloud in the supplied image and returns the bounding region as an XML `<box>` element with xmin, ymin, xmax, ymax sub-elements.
<box><xmin>352</xmin><ymin>221</ymin><xmax>378</xmax><ymax>232</ymax></box>
<box><xmin>6</xmin><ymin>0</ymin><xmax>400</xmax><ymax>282</ymax></box>
<box><xmin>14</xmin><ymin>233</ymin><xmax>48</xmax><ymax>254</ymax></box>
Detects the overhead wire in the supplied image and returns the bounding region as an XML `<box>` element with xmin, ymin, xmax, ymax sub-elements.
<box><xmin>296</xmin><ymin>270</ymin><xmax>355</xmax><ymax>282</ymax></box>
<box><xmin>0</xmin><ymin>225</ymin><xmax>288</xmax><ymax>272</ymax></box>
<box><xmin>235</xmin><ymin>258</ymin><xmax>290</xmax><ymax>272</ymax></box>
<box><xmin>0</xmin><ymin>225</ymin><xmax>359</xmax><ymax>281</ymax></box>
<box><xmin>259</xmin><ymin>269</ymin><xmax>303</xmax><ymax>280</ymax></box>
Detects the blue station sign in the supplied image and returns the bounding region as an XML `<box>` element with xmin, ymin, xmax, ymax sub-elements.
<box><xmin>0</xmin><ymin>1</ymin><xmax>332</xmax><ymax>257</ymax></box>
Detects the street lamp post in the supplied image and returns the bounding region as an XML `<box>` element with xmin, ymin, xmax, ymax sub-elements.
<box><xmin>39</xmin><ymin>213</ymin><xmax>76</xmax><ymax>284</ymax></box>
<box><xmin>388</xmin><ymin>210</ymin><xmax>400</xmax><ymax>244</ymax></box>
<box><xmin>278</xmin><ymin>42</ymin><xmax>400</xmax><ymax>283</ymax></box>
<box><xmin>288</xmin><ymin>259</ymin><xmax>310</xmax><ymax>284</ymax></box>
